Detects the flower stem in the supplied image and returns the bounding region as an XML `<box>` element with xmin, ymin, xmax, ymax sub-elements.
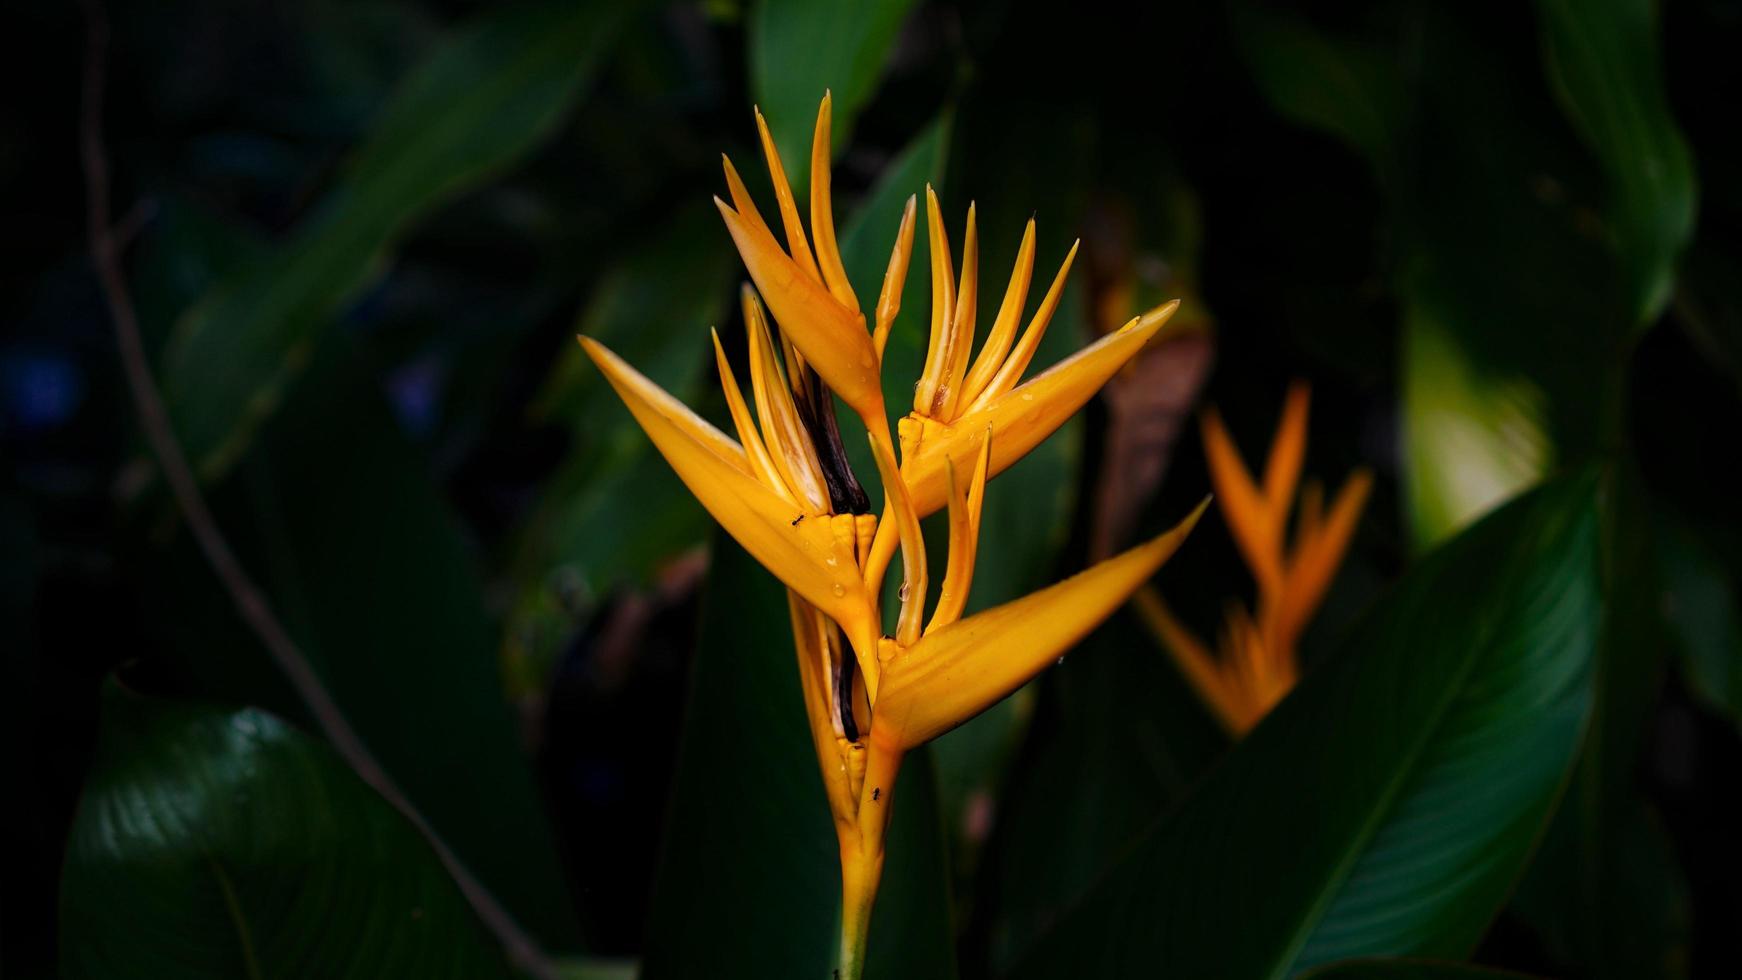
<box><xmin>837</xmin><ymin>842</ymin><xmax>883</xmax><ymax>980</ymax></box>
<box><xmin>838</xmin><ymin>733</ymin><xmax>903</xmax><ymax>979</ymax></box>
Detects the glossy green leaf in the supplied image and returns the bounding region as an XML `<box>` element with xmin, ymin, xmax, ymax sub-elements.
<box><xmin>146</xmin><ymin>345</ymin><xmax>578</xmax><ymax>947</ymax></box>
<box><xmin>1508</xmin><ymin>470</ymin><xmax>1688</xmax><ymax>979</ymax></box>
<box><xmin>59</xmin><ymin>685</ymin><xmax>513</xmax><ymax>979</ymax></box>
<box><xmin>640</xmin><ymin>538</ymin><xmax>955</xmax><ymax>978</ymax></box>
<box><xmin>1534</xmin><ymin>0</ymin><xmax>1697</xmax><ymax>323</ymax></box>
<box><xmin>748</xmin><ymin>0</ymin><xmax>921</xmax><ymax>193</ymax></box>
<box><xmin>160</xmin><ymin>0</ymin><xmax>641</xmax><ymax>480</ymax></box>
<box><xmin>1013</xmin><ymin>473</ymin><xmax>1602</xmax><ymax>978</ymax></box>
<box><xmin>1302</xmin><ymin>961</ymin><xmax>1539</xmax><ymax>980</ymax></box>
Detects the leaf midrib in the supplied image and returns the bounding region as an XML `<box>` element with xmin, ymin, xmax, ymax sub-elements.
<box><xmin>1262</xmin><ymin>611</ymin><xmax>1499</xmax><ymax>979</ymax></box>
<box><xmin>207</xmin><ymin>854</ymin><xmax>265</xmax><ymax>980</ymax></box>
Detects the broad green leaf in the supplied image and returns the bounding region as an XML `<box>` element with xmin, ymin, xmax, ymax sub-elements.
<box><xmin>1013</xmin><ymin>473</ymin><xmax>1602</xmax><ymax>978</ymax></box>
<box><xmin>640</xmin><ymin>537</ymin><xmax>956</xmax><ymax>978</ymax></box>
<box><xmin>1509</xmin><ymin>470</ymin><xmax>1688</xmax><ymax>979</ymax></box>
<box><xmin>1534</xmin><ymin>0</ymin><xmax>1696</xmax><ymax>323</ymax></box>
<box><xmin>1302</xmin><ymin>961</ymin><xmax>1539</xmax><ymax>980</ymax></box>
<box><xmin>145</xmin><ymin>344</ymin><xmax>578</xmax><ymax>947</ymax></box>
<box><xmin>60</xmin><ymin>685</ymin><xmax>513</xmax><ymax>979</ymax></box>
<box><xmin>161</xmin><ymin>0</ymin><xmax>640</xmax><ymax>480</ymax></box>
<box><xmin>748</xmin><ymin>0</ymin><xmax>921</xmax><ymax>193</ymax></box>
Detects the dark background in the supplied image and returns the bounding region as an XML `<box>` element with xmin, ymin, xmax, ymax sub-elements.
<box><xmin>5</xmin><ymin>0</ymin><xmax>1741</xmax><ymax>976</ymax></box>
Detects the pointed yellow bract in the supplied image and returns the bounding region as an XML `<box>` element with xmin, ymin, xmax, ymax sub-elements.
<box><xmin>864</xmin><ymin>300</ymin><xmax>1183</xmax><ymax>588</ymax></box>
<box><xmin>580</xmin><ymin>338</ymin><xmax>874</xmax><ymax>653</ymax></box>
<box><xmin>876</xmin><ymin>500</ymin><xmax>1206</xmax><ymax>749</ymax></box>
<box><xmin>1138</xmin><ymin>382</ymin><xmax>1371</xmax><ymax>735</ymax></box>
<box><xmin>581</xmin><ymin>95</ymin><xmax>1206</xmax><ymax>980</ymax></box>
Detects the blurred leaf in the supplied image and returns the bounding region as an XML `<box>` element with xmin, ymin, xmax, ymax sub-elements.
<box><xmin>535</xmin><ymin>204</ymin><xmax>736</xmax><ymax>432</ymax></box>
<box><xmin>555</xmin><ymin>959</ymin><xmax>637</xmax><ymax>980</ymax></box>
<box><xmin>985</xmin><ymin>611</ymin><xmax>1228</xmax><ymax>972</ymax></box>
<box><xmin>1013</xmin><ymin>472</ymin><xmax>1602</xmax><ymax>977</ymax></box>
<box><xmin>1302</xmin><ymin>961</ymin><xmax>1540</xmax><ymax>980</ymax></box>
<box><xmin>1512</xmin><ymin>798</ymin><xmax>1688</xmax><ymax>980</ymax></box>
<box><xmin>1236</xmin><ymin>4</ymin><xmax>1622</xmax><ymax>546</ymax></box>
<box><xmin>839</xmin><ymin>113</ymin><xmax>952</xmax><ymax>444</ymax></box>
<box><xmin>748</xmin><ymin>0</ymin><xmax>921</xmax><ymax>192</ymax></box>
<box><xmin>1657</xmin><ymin>515</ymin><xmax>1742</xmax><ymax>728</ymax></box>
<box><xmin>1232</xmin><ymin>6</ymin><xmax>1403</xmax><ymax>174</ymax></box>
<box><xmin>503</xmin><ymin>203</ymin><xmax>735</xmax><ymax>683</ymax></box>
<box><xmin>640</xmin><ymin>538</ymin><xmax>955</xmax><ymax>978</ymax></box>
<box><xmin>1401</xmin><ymin>310</ymin><xmax>1552</xmax><ymax>548</ymax></box>
<box><xmin>1534</xmin><ymin>0</ymin><xmax>1696</xmax><ymax>323</ymax></box>
<box><xmin>148</xmin><ymin>344</ymin><xmax>578</xmax><ymax>947</ymax></box>
<box><xmin>1509</xmin><ymin>470</ymin><xmax>1688</xmax><ymax>979</ymax></box>
<box><xmin>160</xmin><ymin>0</ymin><xmax>641</xmax><ymax>480</ymax></box>
<box><xmin>59</xmin><ymin>685</ymin><xmax>512</xmax><ymax>979</ymax></box>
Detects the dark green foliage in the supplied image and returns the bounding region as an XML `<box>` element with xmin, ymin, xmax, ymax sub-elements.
<box><xmin>1014</xmin><ymin>474</ymin><xmax>1602</xmax><ymax>977</ymax></box>
<box><xmin>60</xmin><ymin>685</ymin><xmax>512</xmax><ymax>980</ymax></box>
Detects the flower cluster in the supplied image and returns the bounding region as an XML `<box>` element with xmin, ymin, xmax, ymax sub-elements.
<box><xmin>582</xmin><ymin>94</ymin><xmax>1201</xmax><ymax>975</ymax></box>
<box><xmin>1135</xmin><ymin>382</ymin><xmax>1371</xmax><ymax>734</ymax></box>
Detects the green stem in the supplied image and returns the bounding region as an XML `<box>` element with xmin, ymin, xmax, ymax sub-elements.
<box><xmin>837</xmin><ymin>842</ymin><xmax>883</xmax><ymax>980</ymax></box>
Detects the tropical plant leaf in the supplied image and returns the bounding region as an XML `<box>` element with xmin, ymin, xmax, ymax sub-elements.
<box><xmin>1508</xmin><ymin>469</ymin><xmax>1688</xmax><ymax>979</ymax></box>
<box><xmin>1236</xmin><ymin>4</ymin><xmax>1621</xmax><ymax>547</ymax></box>
<box><xmin>639</xmin><ymin>537</ymin><xmax>955</xmax><ymax>978</ymax></box>
<box><xmin>1533</xmin><ymin>0</ymin><xmax>1696</xmax><ymax>323</ymax></box>
<box><xmin>145</xmin><ymin>344</ymin><xmax>578</xmax><ymax>947</ymax></box>
<box><xmin>983</xmin><ymin>611</ymin><xmax>1227</xmax><ymax>972</ymax></box>
<box><xmin>1656</xmin><ymin>514</ymin><xmax>1742</xmax><ymax>729</ymax></box>
<box><xmin>502</xmin><ymin>201</ymin><xmax>736</xmax><ymax>684</ymax></box>
<box><xmin>1012</xmin><ymin>472</ymin><xmax>1602</xmax><ymax>977</ymax></box>
<box><xmin>1302</xmin><ymin>961</ymin><xmax>1540</xmax><ymax>980</ymax></box>
<box><xmin>1400</xmin><ymin>309</ymin><xmax>1552</xmax><ymax>549</ymax></box>
<box><xmin>59</xmin><ymin>684</ymin><xmax>513</xmax><ymax>979</ymax></box>
<box><xmin>748</xmin><ymin>0</ymin><xmax>922</xmax><ymax>193</ymax></box>
<box><xmin>160</xmin><ymin>0</ymin><xmax>641</xmax><ymax>480</ymax></box>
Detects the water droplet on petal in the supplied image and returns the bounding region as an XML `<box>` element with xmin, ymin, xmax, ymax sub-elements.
<box><xmin>832</xmin><ymin>583</ymin><xmax>847</xmax><ymax>597</ymax></box>
<box><xmin>1021</xmin><ymin>392</ymin><xmax>1034</xmax><ymax>402</ymax></box>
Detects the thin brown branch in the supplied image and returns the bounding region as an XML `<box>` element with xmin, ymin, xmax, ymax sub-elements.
<box><xmin>76</xmin><ymin>4</ymin><xmax>559</xmax><ymax>977</ymax></box>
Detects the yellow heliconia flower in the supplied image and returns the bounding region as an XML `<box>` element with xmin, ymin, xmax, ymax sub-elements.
<box><xmin>581</xmin><ymin>94</ymin><xmax>1202</xmax><ymax>978</ymax></box>
<box><xmin>1135</xmin><ymin>382</ymin><xmax>1371</xmax><ymax>735</ymax></box>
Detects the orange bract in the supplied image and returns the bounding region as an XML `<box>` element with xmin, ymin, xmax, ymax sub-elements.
<box><xmin>1138</xmin><ymin>382</ymin><xmax>1371</xmax><ymax>735</ymax></box>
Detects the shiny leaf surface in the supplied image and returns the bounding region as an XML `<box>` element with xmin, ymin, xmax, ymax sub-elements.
<box><xmin>1014</xmin><ymin>473</ymin><xmax>1602</xmax><ymax>977</ymax></box>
